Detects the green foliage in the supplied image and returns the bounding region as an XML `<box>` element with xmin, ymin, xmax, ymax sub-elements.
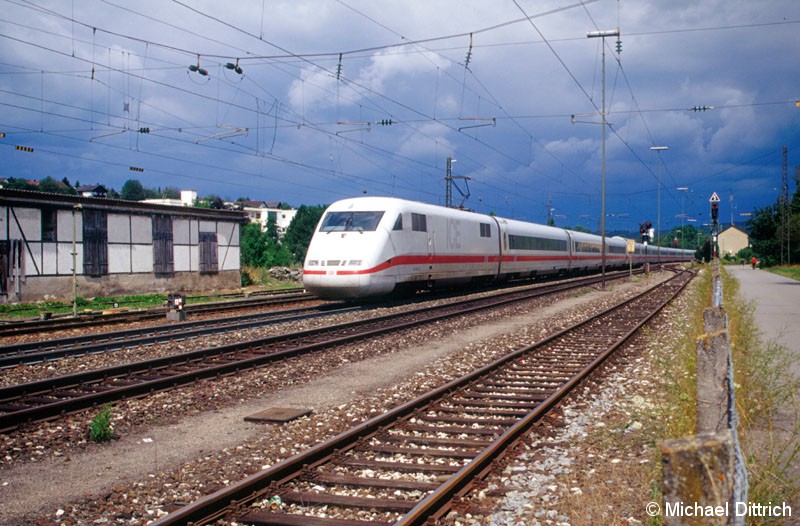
<box><xmin>747</xmin><ymin>203</ymin><xmax>779</xmax><ymax>266</ymax></box>
<box><xmin>39</xmin><ymin>176</ymin><xmax>72</xmax><ymax>194</ymax></box>
<box><xmin>734</xmin><ymin>246</ymin><xmax>755</xmax><ymax>263</ymax></box>
<box><xmin>265</xmin><ymin>214</ymin><xmax>280</xmax><ymax>243</ymax></box>
<box><xmin>120</xmin><ymin>179</ymin><xmax>146</xmax><ymax>201</ymax></box>
<box><xmin>766</xmin><ymin>265</ymin><xmax>800</xmax><ymax>281</ymax></box>
<box><xmin>4</xmin><ymin>176</ymin><xmax>75</xmax><ymax>195</ymax></box>
<box><xmin>745</xmin><ymin>184</ymin><xmax>800</xmax><ymax>267</ymax></box>
<box><xmin>240</xmin><ymin>222</ymin><xmax>292</xmax><ymax>268</ymax></box>
<box><xmin>282</xmin><ymin>204</ymin><xmax>326</xmax><ymax>263</ymax></box>
<box><xmin>89</xmin><ymin>405</ymin><xmax>114</xmax><ymax>442</ymax></box>
<box><xmin>696</xmin><ymin>237</ymin><xmax>713</xmax><ymax>262</ymax></box>
<box><xmin>0</xmin><ymin>292</ymin><xmax>166</xmax><ymax>318</ymax></box>
<box><xmin>194</xmin><ymin>194</ymin><xmax>224</xmax><ymax>209</ymax></box>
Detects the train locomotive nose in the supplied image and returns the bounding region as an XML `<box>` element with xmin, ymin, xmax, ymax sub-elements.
<box><xmin>302</xmin><ymin>261</ymin><xmax>395</xmax><ymax>299</ymax></box>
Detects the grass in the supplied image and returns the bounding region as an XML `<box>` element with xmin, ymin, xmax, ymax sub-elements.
<box><xmin>722</xmin><ymin>267</ymin><xmax>800</xmax><ymax>522</ymax></box>
<box><xmin>0</xmin><ymin>293</ymin><xmax>166</xmax><ymax>319</ymax></box>
<box><xmin>0</xmin><ymin>266</ymin><xmax>303</xmax><ymax>320</ymax></box>
<box><xmin>540</xmin><ymin>263</ymin><xmax>798</xmax><ymax>525</ymax></box>
<box><xmin>765</xmin><ymin>265</ymin><xmax>800</xmax><ymax>281</ymax></box>
<box><xmin>657</xmin><ymin>265</ymin><xmax>800</xmax><ymax>523</ymax></box>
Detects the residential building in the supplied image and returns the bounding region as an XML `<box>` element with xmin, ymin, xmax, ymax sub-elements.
<box><xmin>717</xmin><ymin>225</ymin><xmax>749</xmax><ymax>258</ymax></box>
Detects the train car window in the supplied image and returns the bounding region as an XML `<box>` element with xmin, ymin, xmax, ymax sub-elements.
<box><xmin>479</xmin><ymin>223</ymin><xmax>491</xmax><ymax>238</ymax></box>
<box><xmin>393</xmin><ymin>214</ymin><xmax>403</xmax><ymax>231</ymax></box>
<box><xmin>320</xmin><ymin>211</ymin><xmax>385</xmax><ymax>232</ymax></box>
<box><xmin>608</xmin><ymin>245</ymin><xmax>627</xmax><ymax>254</ymax></box>
<box><xmin>509</xmin><ymin>235</ymin><xmax>567</xmax><ymax>251</ymax></box>
<box><xmin>574</xmin><ymin>241</ymin><xmax>602</xmax><ymax>253</ymax></box>
<box><xmin>411</xmin><ymin>213</ymin><xmax>427</xmax><ymax>232</ymax></box>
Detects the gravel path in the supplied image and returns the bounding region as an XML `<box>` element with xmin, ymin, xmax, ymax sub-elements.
<box><xmin>0</xmin><ymin>273</ymin><xmax>670</xmax><ymax>525</ymax></box>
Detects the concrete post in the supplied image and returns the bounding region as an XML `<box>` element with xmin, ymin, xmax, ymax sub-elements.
<box><xmin>662</xmin><ymin>432</ymin><xmax>735</xmax><ymax>526</ymax></box>
<box><xmin>696</xmin><ymin>307</ymin><xmax>731</xmax><ymax>434</ymax></box>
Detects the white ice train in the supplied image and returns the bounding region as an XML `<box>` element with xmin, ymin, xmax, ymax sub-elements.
<box><xmin>302</xmin><ymin>197</ymin><xmax>694</xmax><ymax>299</ymax></box>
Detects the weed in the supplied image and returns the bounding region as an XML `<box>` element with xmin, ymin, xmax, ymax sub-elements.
<box><xmin>89</xmin><ymin>405</ymin><xmax>114</xmax><ymax>443</ymax></box>
<box><xmin>721</xmin><ymin>267</ymin><xmax>800</xmax><ymax>521</ymax></box>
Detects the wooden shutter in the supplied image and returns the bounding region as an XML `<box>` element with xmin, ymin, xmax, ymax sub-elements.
<box><xmin>152</xmin><ymin>215</ymin><xmax>174</xmax><ymax>276</ymax></box>
<box><xmin>82</xmin><ymin>209</ymin><xmax>108</xmax><ymax>276</ymax></box>
<box><xmin>198</xmin><ymin>231</ymin><xmax>218</xmax><ymax>274</ymax></box>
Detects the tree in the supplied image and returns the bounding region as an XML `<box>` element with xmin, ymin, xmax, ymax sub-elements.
<box><xmin>162</xmin><ymin>187</ymin><xmax>181</xmax><ymax>199</ymax></box>
<box><xmin>240</xmin><ymin>222</ymin><xmax>292</xmax><ymax>268</ymax></box>
<box><xmin>282</xmin><ymin>204</ymin><xmax>326</xmax><ymax>264</ymax></box>
<box><xmin>4</xmin><ymin>177</ymin><xmax>35</xmax><ymax>190</ymax></box>
<box><xmin>696</xmin><ymin>237</ymin><xmax>714</xmax><ymax>262</ymax></box>
<box><xmin>195</xmin><ymin>195</ymin><xmax>224</xmax><ymax>209</ymax></box>
<box><xmin>265</xmin><ymin>214</ymin><xmax>280</xmax><ymax>243</ymax></box>
<box><xmin>747</xmin><ymin>204</ymin><xmax>780</xmax><ymax>267</ymax></box>
<box><xmin>120</xmin><ymin>179</ymin><xmax>146</xmax><ymax>201</ymax></box>
<box><xmin>38</xmin><ymin>176</ymin><xmax>68</xmax><ymax>194</ymax></box>
<box><xmin>241</xmin><ymin>222</ymin><xmax>270</xmax><ymax>267</ymax></box>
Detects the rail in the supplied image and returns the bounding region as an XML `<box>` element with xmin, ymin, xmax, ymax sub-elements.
<box><xmin>151</xmin><ymin>269</ymin><xmax>695</xmax><ymax>525</ymax></box>
<box><xmin>0</xmin><ymin>271</ymin><xmax>639</xmax><ymax>432</ymax></box>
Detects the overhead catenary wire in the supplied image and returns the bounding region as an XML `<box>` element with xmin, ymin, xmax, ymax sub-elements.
<box><xmin>1</xmin><ymin>0</ymin><xmax>796</xmax><ymax>224</ymax></box>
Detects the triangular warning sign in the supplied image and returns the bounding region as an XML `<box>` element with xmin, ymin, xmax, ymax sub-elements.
<box><xmin>709</xmin><ymin>192</ymin><xmax>721</xmax><ymax>202</ymax></box>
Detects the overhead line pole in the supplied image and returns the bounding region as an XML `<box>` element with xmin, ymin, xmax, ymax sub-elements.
<box><xmin>587</xmin><ymin>28</ymin><xmax>620</xmax><ymax>290</ymax></box>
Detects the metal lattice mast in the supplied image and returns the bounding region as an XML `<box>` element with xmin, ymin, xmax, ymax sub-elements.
<box><xmin>445</xmin><ymin>157</ymin><xmax>453</xmax><ymax>208</ymax></box>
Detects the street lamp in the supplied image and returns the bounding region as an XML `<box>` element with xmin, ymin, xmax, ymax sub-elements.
<box><xmin>587</xmin><ymin>27</ymin><xmax>620</xmax><ymax>290</ymax></box>
<box><xmin>650</xmin><ymin>146</ymin><xmax>668</xmax><ymax>258</ymax></box>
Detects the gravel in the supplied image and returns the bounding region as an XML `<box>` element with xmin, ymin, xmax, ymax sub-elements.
<box><xmin>0</xmin><ymin>271</ymin><xmax>680</xmax><ymax>525</ymax></box>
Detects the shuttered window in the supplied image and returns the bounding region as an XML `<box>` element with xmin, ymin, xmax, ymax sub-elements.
<box><xmin>152</xmin><ymin>215</ymin><xmax>174</xmax><ymax>276</ymax></box>
<box><xmin>198</xmin><ymin>231</ymin><xmax>218</xmax><ymax>274</ymax></box>
<box><xmin>41</xmin><ymin>207</ymin><xmax>57</xmax><ymax>242</ymax></box>
<box><xmin>83</xmin><ymin>209</ymin><xmax>108</xmax><ymax>276</ymax></box>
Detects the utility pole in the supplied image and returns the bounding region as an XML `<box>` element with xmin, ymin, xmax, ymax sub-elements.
<box><xmin>587</xmin><ymin>28</ymin><xmax>620</xmax><ymax>290</ymax></box>
<box><xmin>651</xmin><ymin>146</ymin><xmax>668</xmax><ymax>260</ymax></box>
<box><xmin>780</xmin><ymin>147</ymin><xmax>789</xmax><ymax>265</ymax></box>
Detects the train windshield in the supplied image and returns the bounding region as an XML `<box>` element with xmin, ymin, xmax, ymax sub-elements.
<box><xmin>319</xmin><ymin>211</ymin><xmax>385</xmax><ymax>232</ymax></box>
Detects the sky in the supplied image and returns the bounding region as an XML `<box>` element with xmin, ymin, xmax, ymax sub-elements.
<box><xmin>1</xmin><ymin>0</ymin><xmax>799</xmax><ymax>234</ymax></box>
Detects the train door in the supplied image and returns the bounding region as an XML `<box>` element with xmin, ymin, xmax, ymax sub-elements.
<box><xmin>564</xmin><ymin>230</ymin><xmax>575</xmax><ymax>272</ymax></box>
<box><xmin>490</xmin><ymin>216</ymin><xmax>504</xmax><ymax>279</ymax></box>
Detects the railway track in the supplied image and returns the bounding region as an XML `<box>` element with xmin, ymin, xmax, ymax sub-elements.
<box><xmin>0</xmin><ymin>270</ymin><xmax>638</xmax><ymax>368</ymax></box>
<box><xmin>0</xmin><ymin>288</ymin><xmax>312</xmax><ymax>338</ymax></box>
<box><xmin>0</xmin><ymin>301</ymin><xmax>355</xmax><ymax>368</ymax></box>
<box><xmin>150</xmin><ymin>268</ymin><xmax>695</xmax><ymax>526</ymax></box>
<box><xmin>0</xmin><ymin>270</ymin><xmax>638</xmax><ymax>433</ymax></box>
